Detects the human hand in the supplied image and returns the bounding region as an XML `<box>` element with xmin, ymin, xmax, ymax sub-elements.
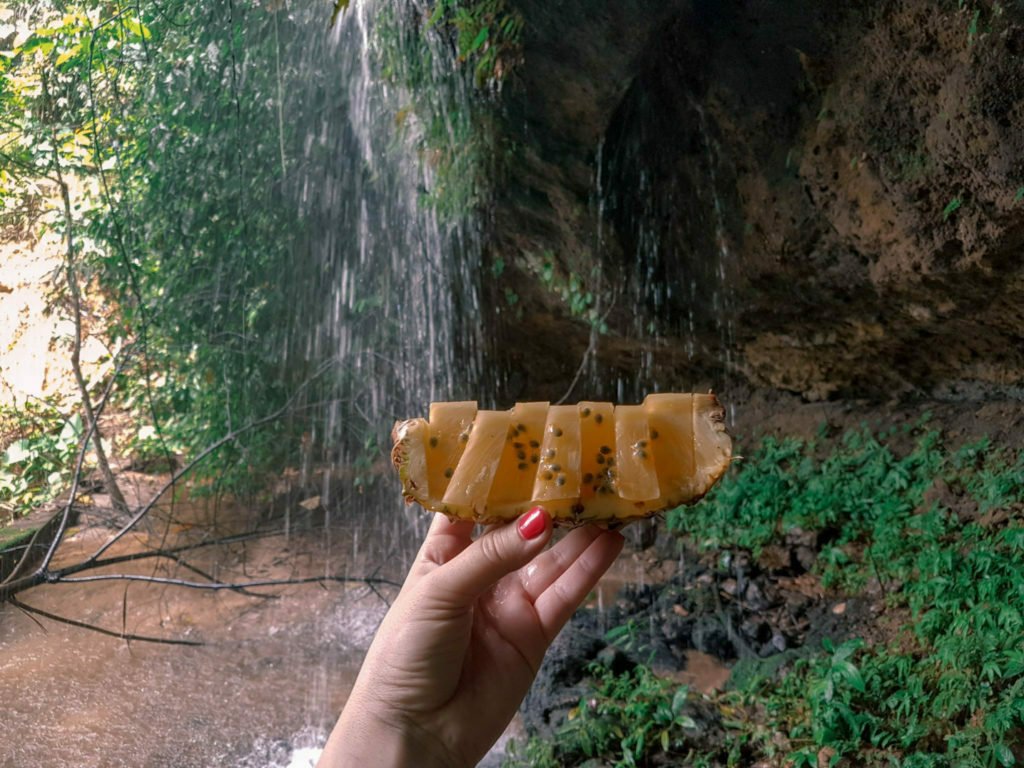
<box><xmin>318</xmin><ymin>506</ymin><xmax>625</xmax><ymax>768</ymax></box>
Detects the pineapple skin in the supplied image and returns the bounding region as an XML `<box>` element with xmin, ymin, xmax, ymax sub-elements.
<box><xmin>391</xmin><ymin>394</ymin><xmax>732</xmax><ymax>528</ymax></box>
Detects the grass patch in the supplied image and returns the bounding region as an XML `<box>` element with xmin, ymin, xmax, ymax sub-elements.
<box><xmin>507</xmin><ymin>424</ymin><xmax>1024</xmax><ymax>767</ymax></box>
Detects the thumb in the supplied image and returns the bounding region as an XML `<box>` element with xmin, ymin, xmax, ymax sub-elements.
<box><xmin>430</xmin><ymin>506</ymin><xmax>552</xmax><ymax>605</ymax></box>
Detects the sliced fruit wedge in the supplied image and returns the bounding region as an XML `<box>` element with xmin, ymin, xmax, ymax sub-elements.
<box><xmin>391</xmin><ymin>393</ymin><xmax>732</xmax><ymax>526</ymax></box>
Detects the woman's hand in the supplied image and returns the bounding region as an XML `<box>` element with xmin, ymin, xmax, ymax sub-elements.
<box><xmin>318</xmin><ymin>506</ymin><xmax>624</xmax><ymax>767</ymax></box>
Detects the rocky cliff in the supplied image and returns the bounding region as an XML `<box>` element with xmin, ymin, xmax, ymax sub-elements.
<box><xmin>481</xmin><ymin>0</ymin><xmax>1024</xmax><ymax>404</ymax></box>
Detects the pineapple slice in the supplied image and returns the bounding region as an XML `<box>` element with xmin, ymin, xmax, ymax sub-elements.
<box><xmin>578</xmin><ymin>401</ymin><xmax>615</xmax><ymax>504</ymax></box>
<box><xmin>613</xmin><ymin>404</ymin><xmax>660</xmax><ymax>504</ymax></box>
<box><xmin>489</xmin><ymin>402</ymin><xmax>550</xmax><ymax>516</ymax></box>
<box><xmin>530</xmin><ymin>405</ymin><xmax>582</xmax><ymax>516</ymax></box>
<box><xmin>426</xmin><ymin>401</ymin><xmax>477</xmax><ymax>499</ymax></box>
<box><xmin>644</xmin><ymin>393</ymin><xmax>696</xmax><ymax>506</ymax></box>
<box><xmin>441</xmin><ymin>409</ymin><xmax>511</xmax><ymax>518</ymax></box>
<box><xmin>391</xmin><ymin>393</ymin><xmax>732</xmax><ymax>527</ymax></box>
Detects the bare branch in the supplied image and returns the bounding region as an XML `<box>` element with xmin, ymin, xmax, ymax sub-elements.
<box><xmin>84</xmin><ymin>357</ymin><xmax>338</xmax><ymax>565</ymax></box>
<box><xmin>49</xmin><ymin>573</ymin><xmax>402</xmax><ymax>592</ymax></box>
<box><xmin>9</xmin><ymin>596</ymin><xmax>203</xmax><ymax>647</ymax></box>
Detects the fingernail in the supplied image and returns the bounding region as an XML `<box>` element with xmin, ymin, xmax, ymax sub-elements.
<box><xmin>518</xmin><ymin>506</ymin><xmax>548</xmax><ymax>540</ymax></box>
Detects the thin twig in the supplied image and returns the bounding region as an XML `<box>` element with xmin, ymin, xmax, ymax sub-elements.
<box><xmin>9</xmin><ymin>596</ymin><xmax>203</xmax><ymax>646</ymax></box>
<box><xmin>84</xmin><ymin>358</ymin><xmax>337</xmax><ymax>565</ymax></box>
<box><xmin>50</xmin><ymin>573</ymin><xmax>402</xmax><ymax>592</ymax></box>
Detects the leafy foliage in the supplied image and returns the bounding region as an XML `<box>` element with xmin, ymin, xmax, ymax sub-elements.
<box><xmin>0</xmin><ymin>401</ymin><xmax>82</xmax><ymax>522</ymax></box>
<box><xmin>516</xmin><ymin>426</ymin><xmax>1024</xmax><ymax>766</ymax></box>
<box><xmin>505</xmin><ymin>663</ymin><xmax>697</xmax><ymax>768</ymax></box>
<box><xmin>1</xmin><ymin>1</ymin><xmax>331</xmax><ymax>493</ymax></box>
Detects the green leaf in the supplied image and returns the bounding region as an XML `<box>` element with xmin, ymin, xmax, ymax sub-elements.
<box><xmin>942</xmin><ymin>196</ymin><xmax>962</xmax><ymax>221</ymax></box>
<box><xmin>659</xmin><ymin>728</ymin><xmax>669</xmax><ymax>753</ymax></box>
<box><xmin>466</xmin><ymin>26</ymin><xmax>489</xmax><ymax>55</ymax></box>
<box><xmin>671</xmin><ymin>687</ymin><xmax>689</xmax><ymax>716</ymax></box>
<box><xmin>125</xmin><ymin>18</ymin><xmax>152</xmax><ymax>40</ymax></box>
<box><xmin>59</xmin><ymin>413</ymin><xmax>83</xmax><ymax>446</ymax></box>
<box><xmin>55</xmin><ymin>43</ymin><xmax>81</xmax><ymax>66</ymax></box>
<box><xmin>994</xmin><ymin>744</ymin><xmax>1015</xmax><ymax>767</ymax></box>
<box><xmin>3</xmin><ymin>439</ymin><xmax>33</xmax><ymax>465</ymax></box>
<box><xmin>1014</xmin><ymin>186</ymin><xmax>1024</xmax><ymax>203</ymax></box>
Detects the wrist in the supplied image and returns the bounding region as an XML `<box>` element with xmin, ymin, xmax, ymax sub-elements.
<box><xmin>319</xmin><ymin>702</ymin><xmax>463</xmax><ymax>768</ymax></box>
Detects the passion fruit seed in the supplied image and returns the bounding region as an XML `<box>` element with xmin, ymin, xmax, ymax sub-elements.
<box><xmin>581</xmin><ymin>407</ymin><xmax>591</xmax><ymax>417</ymax></box>
<box><xmin>530</xmin><ymin>453</ymin><xmax>540</xmax><ymax>463</ymax></box>
<box><xmin>600</xmin><ymin>445</ymin><xmax>612</xmax><ymax>455</ymax></box>
<box><xmin>444</xmin><ymin>467</ymin><xmax>453</xmax><ymax>479</ymax></box>
<box><xmin>552</xmin><ymin>426</ymin><xmax>563</xmax><ymax>437</ymax></box>
<box><xmin>596</xmin><ymin>454</ymin><xmax>606</xmax><ymax>465</ymax></box>
<box><xmin>636</xmin><ymin>449</ymin><xmax>648</xmax><ymax>460</ymax></box>
<box><xmin>544</xmin><ymin>448</ymin><xmax>556</xmax><ymax>459</ymax></box>
<box><xmin>429</xmin><ymin>436</ymin><xmax>439</xmax><ymax>448</ymax></box>
<box><xmin>595</xmin><ymin>414</ymin><xmax>603</xmax><ymax>424</ymax></box>
<box><xmin>518</xmin><ymin>462</ymin><xmax>528</xmax><ymax>471</ymax></box>
<box><xmin>543</xmin><ymin>471</ymin><xmax>554</xmax><ymax>481</ymax></box>
<box><xmin>529</xmin><ymin>439</ymin><xmax>540</xmax><ymax>448</ymax></box>
<box><xmin>637</xmin><ymin>440</ymin><xmax>647</xmax><ymax>448</ymax></box>
<box><xmin>650</xmin><ymin>428</ymin><xmax>659</xmax><ymax>439</ymax></box>
<box><xmin>583</xmin><ymin>473</ymin><xmax>594</xmax><ymax>484</ymax></box>
<box><xmin>517</xmin><ymin>423</ymin><xmax>527</xmax><ymax>432</ymax></box>
<box><xmin>517</xmin><ymin>449</ymin><xmax>526</xmax><ymax>460</ymax></box>
<box><xmin>556</xmin><ymin>474</ymin><xmax>566</xmax><ymax>486</ymax></box>
<box><xmin>513</xmin><ymin>441</ymin><xmax>524</xmax><ymax>449</ymax></box>
<box><xmin>550</xmin><ymin>463</ymin><xmax>561</xmax><ymax>472</ymax></box>
<box><xmin>459</xmin><ymin>432</ymin><xmax>469</xmax><ymax>443</ymax></box>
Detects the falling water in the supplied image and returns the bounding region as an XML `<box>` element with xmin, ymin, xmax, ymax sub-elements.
<box><xmin>590</xmin><ymin>88</ymin><xmax>738</xmax><ymax>412</ymax></box>
<box><xmin>269</xmin><ymin>1</ymin><xmax>489</xmax><ymax>762</ymax></box>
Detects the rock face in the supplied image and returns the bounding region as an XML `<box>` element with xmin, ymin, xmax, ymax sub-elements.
<box><xmin>483</xmin><ymin>0</ymin><xmax>1024</xmax><ymax>403</ymax></box>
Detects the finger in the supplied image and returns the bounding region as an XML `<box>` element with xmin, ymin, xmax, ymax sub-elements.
<box><xmin>534</xmin><ymin>530</ymin><xmax>624</xmax><ymax>642</ymax></box>
<box><xmin>518</xmin><ymin>525</ymin><xmax>606</xmax><ymax>602</ymax></box>
<box><xmin>406</xmin><ymin>513</ymin><xmax>475</xmax><ymax>586</ymax></box>
<box><xmin>429</xmin><ymin>506</ymin><xmax>553</xmax><ymax>607</ymax></box>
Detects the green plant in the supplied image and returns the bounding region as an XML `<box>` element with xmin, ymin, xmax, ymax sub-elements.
<box><xmin>0</xmin><ymin>402</ymin><xmax>82</xmax><ymax>523</ymax></box>
<box><xmin>662</xmin><ymin>426</ymin><xmax>1024</xmax><ymax>766</ymax></box>
<box><xmin>533</xmin><ymin>252</ymin><xmax>609</xmax><ymax>333</ymax></box>
<box><xmin>427</xmin><ymin>0</ymin><xmax>523</xmax><ymax>88</ymax></box>
<box><xmin>505</xmin><ymin>662</ymin><xmax>697</xmax><ymax>768</ymax></box>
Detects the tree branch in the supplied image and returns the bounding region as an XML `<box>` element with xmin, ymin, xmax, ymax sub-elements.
<box><xmin>9</xmin><ymin>596</ymin><xmax>203</xmax><ymax>646</ymax></box>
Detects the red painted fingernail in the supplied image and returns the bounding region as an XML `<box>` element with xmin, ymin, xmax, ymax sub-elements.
<box><xmin>518</xmin><ymin>506</ymin><xmax>548</xmax><ymax>540</ymax></box>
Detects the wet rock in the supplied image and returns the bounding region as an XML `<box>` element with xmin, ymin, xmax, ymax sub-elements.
<box><xmin>691</xmin><ymin>616</ymin><xmax>736</xmax><ymax>661</ymax></box>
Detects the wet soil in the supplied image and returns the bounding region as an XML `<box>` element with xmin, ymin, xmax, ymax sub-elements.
<box><xmin>0</xmin><ymin>482</ymin><xmax>404</xmax><ymax>768</ymax></box>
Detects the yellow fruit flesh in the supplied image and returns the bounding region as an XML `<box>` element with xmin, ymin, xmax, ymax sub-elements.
<box><xmin>645</xmin><ymin>393</ymin><xmax>696</xmax><ymax>504</ymax></box>
<box><xmin>578</xmin><ymin>401</ymin><xmax>616</xmax><ymax>506</ymax></box>
<box><xmin>490</xmin><ymin>402</ymin><xmax>549</xmax><ymax>508</ymax></box>
<box><xmin>531</xmin><ymin>405</ymin><xmax>582</xmax><ymax>506</ymax></box>
<box><xmin>426</xmin><ymin>401</ymin><xmax>477</xmax><ymax>499</ymax></box>
<box><xmin>441</xmin><ymin>409</ymin><xmax>509</xmax><ymax>516</ymax></box>
<box><xmin>693</xmin><ymin>393</ymin><xmax>731</xmax><ymax>489</ymax></box>
<box><xmin>392</xmin><ymin>394</ymin><xmax>731</xmax><ymax>526</ymax></box>
<box><xmin>613</xmin><ymin>404</ymin><xmax>660</xmax><ymax>502</ymax></box>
